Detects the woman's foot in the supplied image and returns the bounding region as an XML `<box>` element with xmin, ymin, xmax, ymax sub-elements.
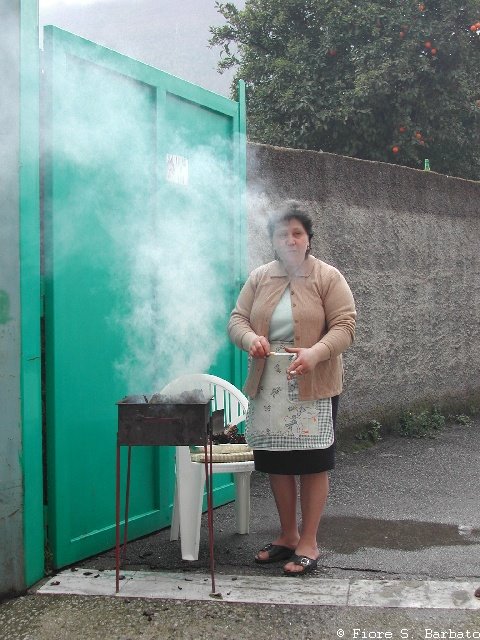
<box><xmin>255</xmin><ymin>535</ymin><xmax>299</xmax><ymax>563</ymax></box>
<box><xmin>283</xmin><ymin>554</ymin><xmax>318</xmax><ymax>576</ymax></box>
<box><xmin>283</xmin><ymin>544</ymin><xmax>319</xmax><ymax>575</ymax></box>
<box><xmin>254</xmin><ymin>543</ymin><xmax>295</xmax><ymax>564</ymax></box>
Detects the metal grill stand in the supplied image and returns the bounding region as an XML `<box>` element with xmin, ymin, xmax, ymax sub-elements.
<box><xmin>115</xmin><ymin>397</ymin><xmax>224</xmax><ymax>594</ymax></box>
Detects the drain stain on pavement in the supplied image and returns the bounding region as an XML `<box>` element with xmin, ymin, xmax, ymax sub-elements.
<box><xmin>320</xmin><ymin>515</ymin><xmax>480</xmax><ymax>553</ymax></box>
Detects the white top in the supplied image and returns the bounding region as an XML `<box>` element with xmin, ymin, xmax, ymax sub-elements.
<box><xmin>268</xmin><ymin>286</ymin><xmax>294</xmax><ymax>342</ymax></box>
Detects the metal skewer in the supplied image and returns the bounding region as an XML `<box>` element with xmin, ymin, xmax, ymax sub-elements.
<box><xmin>269</xmin><ymin>351</ymin><xmax>294</xmax><ymax>356</ymax></box>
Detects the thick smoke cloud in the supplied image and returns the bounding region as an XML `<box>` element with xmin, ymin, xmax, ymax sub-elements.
<box><xmin>42</xmin><ymin>47</ymin><xmax>237</xmax><ymax>394</ymax></box>
<box><xmin>114</xmin><ymin>142</ymin><xmax>235</xmax><ymax>392</ymax></box>
<box><xmin>0</xmin><ymin>6</ymin><xmax>20</xmax><ymax>318</ymax></box>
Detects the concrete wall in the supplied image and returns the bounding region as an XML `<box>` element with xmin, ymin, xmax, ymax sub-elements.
<box><xmin>0</xmin><ymin>0</ymin><xmax>42</xmax><ymax>598</ymax></box>
<box><xmin>0</xmin><ymin>0</ymin><xmax>25</xmax><ymax>596</ymax></box>
<box><xmin>246</xmin><ymin>143</ymin><xmax>480</xmax><ymax>432</ymax></box>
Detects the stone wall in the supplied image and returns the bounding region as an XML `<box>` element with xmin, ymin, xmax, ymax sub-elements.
<box><xmin>246</xmin><ymin>142</ymin><xmax>480</xmax><ymax>432</ymax></box>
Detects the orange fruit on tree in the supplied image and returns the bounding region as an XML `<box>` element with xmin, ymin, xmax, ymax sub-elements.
<box><xmin>399</xmin><ymin>125</ymin><xmax>407</xmax><ymax>133</ymax></box>
<box><xmin>424</xmin><ymin>41</ymin><xmax>432</xmax><ymax>48</ymax></box>
<box><xmin>392</xmin><ymin>146</ymin><xmax>400</xmax><ymax>154</ymax></box>
<box><xmin>415</xmin><ymin>131</ymin><xmax>423</xmax><ymax>139</ymax></box>
<box><xmin>431</xmin><ymin>48</ymin><xmax>437</xmax><ymax>55</ymax></box>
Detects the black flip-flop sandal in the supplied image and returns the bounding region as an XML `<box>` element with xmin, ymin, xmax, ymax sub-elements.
<box><xmin>283</xmin><ymin>554</ymin><xmax>318</xmax><ymax>576</ymax></box>
<box><xmin>255</xmin><ymin>543</ymin><xmax>295</xmax><ymax>564</ymax></box>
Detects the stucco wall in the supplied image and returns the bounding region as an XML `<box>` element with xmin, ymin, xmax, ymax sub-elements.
<box><xmin>0</xmin><ymin>0</ymin><xmax>25</xmax><ymax>596</ymax></box>
<box><xmin>246</xmin><ymin>142</ymin><xmax>480</xmax><ymax>432</ymax></box>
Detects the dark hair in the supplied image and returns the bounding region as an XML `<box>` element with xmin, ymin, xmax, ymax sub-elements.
<box><xmin>267</xmin><ymin>200</ymin><xmax>314</xmax><ymax>244</ymax></box>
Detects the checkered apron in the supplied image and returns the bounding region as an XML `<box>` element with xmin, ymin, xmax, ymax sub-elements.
<box><xmin>245</xmin><ymin>341</ymin><xmax>334</xmax><ymax>451</ymax></box>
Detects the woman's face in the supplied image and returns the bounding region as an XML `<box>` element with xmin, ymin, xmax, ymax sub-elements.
<box><xmin>272</xmin><ymin>217</ymin><xmax>310</xmax><ymax>269</ymax></box>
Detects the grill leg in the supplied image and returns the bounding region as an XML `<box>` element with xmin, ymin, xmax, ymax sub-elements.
<box><xmin>122</xmin><ymin>446</ymin><xmax>132</xmax><ymax>562</ymax></box>
<box><xmin>115</xmin><ymin>442</ymin><xmax>121</xmax><ymax>593</ymax></box>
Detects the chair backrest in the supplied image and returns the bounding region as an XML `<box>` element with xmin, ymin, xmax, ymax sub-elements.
<box><xmin>160</xmin><ymin>373</ymin><xmax>248</xmax><ymax>432</ymax></box>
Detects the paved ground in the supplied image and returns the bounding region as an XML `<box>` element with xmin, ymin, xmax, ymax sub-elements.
<box><xmin>1</xmin><ymin>592</ymin><xmax>479</xmax><ymax>640</ymax></box>
<box><xmin>1</xmin><ymin>418</ymin><xmax>479</xmax><ymax>639</ymax></box>
<box><xmin>75</xmin><ymin>417</ymin><xmax>480</xmax><ymax>582</ymax></box>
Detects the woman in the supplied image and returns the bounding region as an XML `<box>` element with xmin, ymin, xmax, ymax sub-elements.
<box><xmin>228</xmin><ymin>201</ymin><xmax>356</xmax><ymax>576</ymax></box>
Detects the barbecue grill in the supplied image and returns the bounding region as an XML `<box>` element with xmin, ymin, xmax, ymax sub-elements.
<box><xmin>117</xmin><ymin>393</ymin><xmax>223</xmax><ymax>446</ymax></box>
<box><xmin>115</xmin><ymin>391</ymin><xmax>224</xmax><ymax>593</ymax></box>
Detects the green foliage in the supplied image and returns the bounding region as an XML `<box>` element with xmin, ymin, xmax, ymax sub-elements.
<box><xmin>355</xmin><ymin>419</ymin><xmax>383</xmax><ymax>445</ymax></box>
<box><xmin>211</xmin><ymin>0</ymin><xmax>480</xmax><ymax>180</ymax></box>
<box><xmin>398</xmin><ymin>407</ymin><xmax>446</xmax><ymax>438</ymax></box>
<box><xmin>453</xmin><ymin>413</ymin><xmax>472</xmax><ymax>426</ymax></box>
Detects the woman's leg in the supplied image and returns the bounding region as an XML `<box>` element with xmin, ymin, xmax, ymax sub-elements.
<box><xmin>256</xmin><ymin>473</ymin><xmax>300</xmax><ymax>560</ymax></box>
<box><xmin>283</xmin><ymin>471</ymin><xmax>329</xmax><ymax>572</ymax></box>
<box><xmin>284</xmin><ymin>397</ymin><xmax>338</xmax><ymax>570</ymax></box>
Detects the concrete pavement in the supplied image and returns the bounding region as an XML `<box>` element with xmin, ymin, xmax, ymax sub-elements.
<box><xmin>1</xmin><ymin>418</ymin><xmax>479</xmax><ymax>639</ymax></box>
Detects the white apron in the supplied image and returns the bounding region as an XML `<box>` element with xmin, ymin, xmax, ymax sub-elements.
<box><xmin>245</xmin><ymin>341</ymin><xmax>334</xmax><ymax>451</ymax></box>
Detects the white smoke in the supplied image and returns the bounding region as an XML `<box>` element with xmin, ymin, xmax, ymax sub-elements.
<box><xmin>0</xmin><ymin>6</ymin><xmax>21</xmax><ymax>318</ymax></box>
<box><xmin>114</xmin><ymin>141</ymin><xmax>235</xmax><ymax>392</ymax></box>
<box><xmin>245</xmin><ymin>189</ymin><xmax>274</xmax><ymax>270</ymax></box>
<box><xmin>41</xmin><ymin>46</ymin><xmax>237</xmax><ymax>394</ymax></box>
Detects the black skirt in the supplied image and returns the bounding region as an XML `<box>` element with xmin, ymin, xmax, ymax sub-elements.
<box><xmin>253</xmin><ymin>395</ymin><xmax>339</xmax><ymax>475</ymax></box>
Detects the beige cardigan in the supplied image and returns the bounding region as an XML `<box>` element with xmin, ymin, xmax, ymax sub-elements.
<box><xmin>228</xmin><ymin>255</ymin><xmax>356</xmax><ymax>400</ymax></box>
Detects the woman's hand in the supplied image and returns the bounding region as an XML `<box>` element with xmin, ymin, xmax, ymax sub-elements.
<box><xmin>285</xmin><ymin>345</ymin><xmax>328</xmax><ymax>379</ymax></box>
<box><xmin>249</xmin><ymin>336</ymin><xmax>271</xmax><ymax>359</ymax></box>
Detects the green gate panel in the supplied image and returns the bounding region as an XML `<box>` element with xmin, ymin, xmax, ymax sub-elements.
<box><xmin>43</xmin><ymin>26</ymin><xmax>246</xmax><ymax>568</ymax></box>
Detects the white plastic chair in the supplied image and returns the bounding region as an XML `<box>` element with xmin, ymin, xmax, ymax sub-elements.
<box><xmin>162</xmin><ymin>374</ymin><xmax>254</xmax><ymax>561</ymax></box>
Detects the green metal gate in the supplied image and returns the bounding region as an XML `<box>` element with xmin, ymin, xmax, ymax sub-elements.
<box><xmin>43</xmin><ymin>26</ymin><xmax>246</xmax><ymax>568</ymax></box>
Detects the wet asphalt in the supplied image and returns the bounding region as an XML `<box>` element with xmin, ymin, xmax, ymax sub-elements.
<box><xmin>1</xmin><ymin>417</ymin><xmax>479</xmax><ymax>639</ymax></box>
